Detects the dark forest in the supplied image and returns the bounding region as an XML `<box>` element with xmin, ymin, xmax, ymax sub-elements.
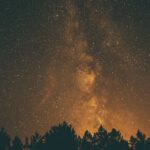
<box><xmin>0</xmin><ymin>122</ymin><xmax>150</xmax><ymax>150</ymax></box>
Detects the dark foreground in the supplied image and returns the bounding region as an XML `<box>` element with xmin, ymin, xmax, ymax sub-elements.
<box><xmin>0</xmin><ymin>122</ymin><xmax>150</xmax><ymax>150</ymax></box>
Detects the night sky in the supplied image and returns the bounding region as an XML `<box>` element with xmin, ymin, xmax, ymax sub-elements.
<box><xmin>0</xmin><ymin>0</ymin><xmax>150</xmax><ymax>139</ymax></box>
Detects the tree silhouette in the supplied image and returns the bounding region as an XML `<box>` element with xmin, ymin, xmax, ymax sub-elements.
<box><xmin>130</xmin><ymin>135</ymin><xmax>138</xmax><ymax>150</ymax></box>
<box><xmin>44</xmin><ymin>122</ymin><xmax>79</xmax><ymax>150</ymax></box>
<box><xmin>81</xmin><ymin>130</ymin><xmax>93</xmax><ymax>150</ymax></box>
<box><xmin>135</xmin><ymin>130</ymin><xmax>146</xmax><ymax>150</ymax></box>
<box><xmin>11</xmin><ymin>136</ymin><xmax>23</xmax><ymax>150</ymax></box>
<box><xmin>0</xmin><ymin>122</ymin><xmax>149</xmax><ymax>150</ymax></box>
<box><xmin>130</xmin><ymin>130</ymin><xmax>148</xmax><ymax>150</ymax></box>
<box><xmin>145</xmin><ymin>138</ymin><xmax>150</xmax><ymax>150</ymax></box>
<box><xmin>30</xmin><ymin>132</ymin><xmax>42</xmax><ymax>150</ymax></box>
<box><xmin>23</xmin><ymin>137</ymin><xmax>30</xmax><ymax>150</ymax></box>
<box><xmin>107</xmin><ymin>128</ymin><xmax>129</xmax><ymax>150</ymax></box>
<box><xmin>0</xmin><ymin>128</ymin><xmax>11</xmax><ymax>150</ymax></box>
<box><xmin>93</xmin><ymin>126</ymin><xmax>108</xmax><ymax>150</ymax></box>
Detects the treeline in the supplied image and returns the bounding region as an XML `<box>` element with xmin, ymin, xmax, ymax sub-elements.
<box><xmin>0</xmin><ymin>122</ymin><xmax>150</xmax><ymax>150</ymax></box>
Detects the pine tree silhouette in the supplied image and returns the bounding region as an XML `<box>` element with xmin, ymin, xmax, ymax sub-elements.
<box><xmin>44</xmin><ymin>122</ymin><xmax>79</xmax><ymax>150</ymax></box>
<box><xmin>30</xmin><ymin>132</ymin><xmax>42</xmax><ymax>150</ymax></box>
<box><xmin>11</xmin><ymin>136</ymin><xmax>23</xmax><ymax>150</ymax></box>
<box><xmin>93</xmin><ymin>125</ymin><xmax>108</xmax><ymax>150</ymax></box>
<box><xmin>145</xmin><ymin>138</ymin><xmax>150</xmax><ymax>150</ymax></box>
<box><xmin>0</xmin><ymin>128</ymin><xmax>10</xmax><ymax>150</ymax></box>
<box><xmin>0</xmin><ymin>122</ymin><xmax>149</xmax><ymax>150</ymax></box>
<box><xmin>81</xmin><ymin>130</ymin><xmax>93</xmax><ymax>150</ymax></box>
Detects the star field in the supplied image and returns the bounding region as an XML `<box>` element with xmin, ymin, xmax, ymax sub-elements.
<box><xmin>0</xmin><ymin>0</ymin><xmax>149</xmax><ymax>139</ymax></box>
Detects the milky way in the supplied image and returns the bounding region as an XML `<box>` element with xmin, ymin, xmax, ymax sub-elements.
<box><xmin>0</xmin><ymin>0</ymin><xmax>149</xmax><ymax>139</ymax></box>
